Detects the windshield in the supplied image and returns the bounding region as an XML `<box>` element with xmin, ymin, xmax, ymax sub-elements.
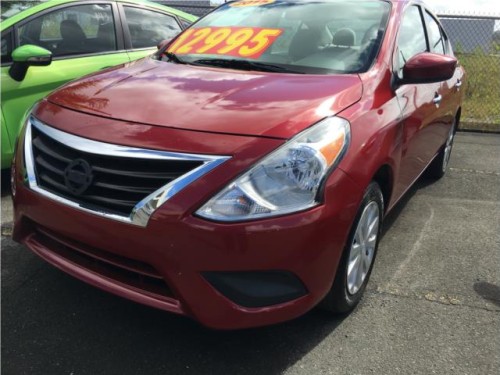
<box><xmin>1</xmin><ymin>1</ymin><xmax>45</xmax><ymax>21</ymax></box>
<box><xmin>164</xmin><ymin>0</ymin><xmax>390</xmax><ymax>74</ymax></box>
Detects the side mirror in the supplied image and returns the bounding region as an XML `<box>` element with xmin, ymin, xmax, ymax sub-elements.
<box><xmin>157</xmin><ymin>38</ymin><xmax>174</xmax><ymax>51</ymax></box>
<box><xmin>9</xmin><ymin>44</ymin><xmax>53</xmax><ymax>82</ymax></box>
<box><xmin>400</xmin><ymin>52</ymin><xmax>457</xmax><ymax>85</ymax></box>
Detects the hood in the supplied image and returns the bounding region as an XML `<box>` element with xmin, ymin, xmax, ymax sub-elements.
<box><xmin>47</xmin><ymin>57</ymin><xmax>362</xmax><ymax>139</ymax></box>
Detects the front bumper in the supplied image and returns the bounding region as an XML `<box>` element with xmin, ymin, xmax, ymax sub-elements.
<box><xmin>13</xmin><ymin>168</ymin><xmax>361</xmax><ymax>329</ymax></box>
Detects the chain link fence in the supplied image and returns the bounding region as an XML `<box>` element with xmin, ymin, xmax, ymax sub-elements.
<box><xmin>154</xmin><ymin>2</ymin><xmax>500</xmax><ymax>131</ymax></box>
<box><xmin>153</xmin><ymin>1</ymin><xmax>217</xmax><ymax>17</ymax></box>
<box><xmin>439</xmin><ymin>14</ymin><xmax>500</xmax><ymax>131</ymax></box>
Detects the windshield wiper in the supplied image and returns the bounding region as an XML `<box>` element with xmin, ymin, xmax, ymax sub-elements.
<box><xmin>192</xmin><ymin>59</ymin><xmax>304</xmax><ymax>74</ymax></box>
<box><xmin>164</xmin><ymin>51</ymin><xmax>187</xmax><ymax>64</ymax></box>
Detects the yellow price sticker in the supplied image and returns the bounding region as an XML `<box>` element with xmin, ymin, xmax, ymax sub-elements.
<box><xmin>168</xmin><ymin>26</ymin><xmax>283</xmax><ymax>59</ymax></box>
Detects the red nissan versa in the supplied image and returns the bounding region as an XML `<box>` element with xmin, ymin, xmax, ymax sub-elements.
<box><xmin>12</xmin><ymin>0</ymin><xmax>465</xmax><ymax>329</ymax></box>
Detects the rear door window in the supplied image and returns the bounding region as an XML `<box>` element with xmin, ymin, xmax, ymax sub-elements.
<box><xmin>179</xmin><ymin>18</ymin><xmax>194</xmax><ymax>29</ymax></box>
<box><xmin>123</xmin><ymin>7</ymin><xmax>181</xmax><ymax>49</ymax></box>
<box><xmin>424</xmin><ymin>11</ymin><xmax>445</xmax><ymax>55</ymax></box>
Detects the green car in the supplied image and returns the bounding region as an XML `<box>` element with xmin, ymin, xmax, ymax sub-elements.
<box><xmin>1</xmin><ymin>0</ymin><xmax>197</xmax><ymax>169</ymax></box>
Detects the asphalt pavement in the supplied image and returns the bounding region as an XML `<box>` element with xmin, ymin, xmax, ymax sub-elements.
<box><xmin>1</xmin><ymin>132</ymin><xmax>499</xmax><ymax>375</ymax></box>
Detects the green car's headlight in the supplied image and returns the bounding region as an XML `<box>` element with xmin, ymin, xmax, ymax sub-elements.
<box><xmin>196</xmin><ymin>117</ymin><xmax>351</xmax><ymax>222</ymax></box>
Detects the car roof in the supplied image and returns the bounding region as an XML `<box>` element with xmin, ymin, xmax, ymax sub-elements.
<box><xmin>0</xmin><ymin>0</ymin><xmax>197</xmax><ymax>32</ymax></box>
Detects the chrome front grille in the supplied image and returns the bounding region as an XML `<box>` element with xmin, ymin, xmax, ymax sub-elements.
<box><xmin>31</xmin><ymin>125</ymin><xmax>202</xmax><ymax>215</ymax></box>
<box><xmin>25</xmin><ymin>117</ymin><xmax>229</xmax><ymax>227</ymax></box>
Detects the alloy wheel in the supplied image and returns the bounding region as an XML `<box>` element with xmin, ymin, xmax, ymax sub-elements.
<box><xmin>347</xmin><ymin>201</ymin><xmax>380</xmax><ymax>295</ymax></box>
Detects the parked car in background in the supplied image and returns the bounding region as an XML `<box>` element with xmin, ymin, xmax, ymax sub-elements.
<box><xmin>12</xmin><ymin>0</ymin><xmax>465</xmax><ymax>329</ymax></box>
<box><xmin>1</xmin><ymin>0</ymin><xmax>197</xmax><ymax>169</ymax></box>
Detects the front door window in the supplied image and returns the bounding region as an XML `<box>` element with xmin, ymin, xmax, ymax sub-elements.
<box><xmin>18</xmin><ymin>4</ymin><xmax>116</xmax><ymax>57</ymax></box>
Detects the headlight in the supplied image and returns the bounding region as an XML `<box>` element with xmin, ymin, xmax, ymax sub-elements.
<box><xmin>196</xmin><ymin>117</ymin><xmax>350</xmax><ymax>222</ymax></box>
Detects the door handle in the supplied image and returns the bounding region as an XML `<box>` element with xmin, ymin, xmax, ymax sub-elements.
<box><xmin>455</xmin><ymin>79</ymin><xmax>463</xmax><ymax>90</ymax></box>
<box><xmin>433</xmin><ymin>93</ymin><xmax>442</xmax><ymax>106</ymax></box>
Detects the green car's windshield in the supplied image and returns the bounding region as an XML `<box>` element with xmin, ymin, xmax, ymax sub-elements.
<box><xmin>1</xmin><ymin>1</ymin><xmax>45</xmax><ymax>21</ymax></box>
<box><xmin>164</xmin><ymin>0</ymin><xmax>390</xmax><ymax>74</ymax></box>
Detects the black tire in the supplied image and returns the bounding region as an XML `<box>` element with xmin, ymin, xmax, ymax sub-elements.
<box><xmin>426</xmin><ymin>120</ymin><xmax>457</xmax><ymax>180</ymax></box>
<box><xmin>320</xmin><ymin>181</ymin><xmax>384</xmax><ymax>314</ymax></box>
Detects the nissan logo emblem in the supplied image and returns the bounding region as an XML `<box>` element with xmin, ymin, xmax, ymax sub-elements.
<box><xmin>64</xmin><ymin>159</ymin><xmax>94</xmax><ymax>195</ymax></box>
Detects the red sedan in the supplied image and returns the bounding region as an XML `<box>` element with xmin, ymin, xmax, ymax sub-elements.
<box><xmin>12</xmin><ymin>0</ymin><xmax>465</xmax><ymax>329</ymax></box>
